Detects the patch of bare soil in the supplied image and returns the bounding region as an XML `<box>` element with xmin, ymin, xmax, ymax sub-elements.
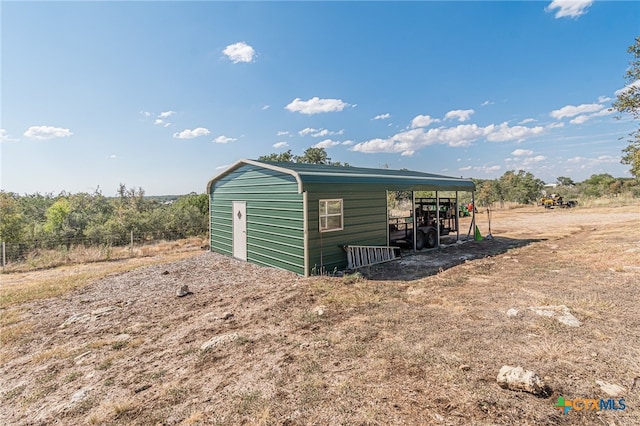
<box><xmin>1</xmin><ymin>204</ymin><xmax>639</xmax><ymax>425</ymax></box>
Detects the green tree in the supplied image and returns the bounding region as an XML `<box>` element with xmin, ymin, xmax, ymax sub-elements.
<box><xmin>556</xmin><ymin>176</ymin><xmax>575</xmax><ymax>187</ymax></box>
<box><xmin>579</xmin><ymin>173</ymin><xmax>617</xmax><ymax>197</ymax></box>
<box><xmin>0</xmin><ymin>191</ymin><xmax>25</xmax><ymax>242</ymax></box>
<box><xmin>43</xmin><ymin>198</ymin><xmax>74</xmax><ymax>246</ymax></box>
<box><xmin>498</xmin><ymin>170</ymin><xmax>544</xmax><ymax>204</ymax></box>
<box><xmin>612</xmin><ymin>36</ymin><xmax>640</xmax><ymax>179</ymax></box>
<box><xmin>258</xmin><ymin>150</ymin><xmax>295</xmax><ymax>162</ymax></box>
<box><xmin>296</xmin><ymin>147</ymin><xmax>330</xmax><ymax>164</ymax></box>
<box><xmin>475</xmin><ymin>180</ymin><xmax>501</xmax><ymax>207</ymax></box>
<box><xmin>165</xmin><ymin>193</ymin><xmax>209</xmax><ymax>237</ymax></box>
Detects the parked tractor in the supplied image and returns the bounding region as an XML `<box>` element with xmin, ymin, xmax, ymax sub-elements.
<box><xmin>539</xmin><ymin>194</ymin><xmax>578</xmax><ymax>208</ymax></box>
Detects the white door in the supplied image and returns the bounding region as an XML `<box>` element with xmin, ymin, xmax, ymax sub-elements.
<box><xmin>232</xmin><ymin>201</ymin><xmax>247</xmax><ymax>261</ymax></box>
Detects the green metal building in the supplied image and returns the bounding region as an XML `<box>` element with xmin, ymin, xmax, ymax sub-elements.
<box><xmin>207</xmin><ymin>159</ymin><xmax>475</xmax><ymax>276</ymax></box>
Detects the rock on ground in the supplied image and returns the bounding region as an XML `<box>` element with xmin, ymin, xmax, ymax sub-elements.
<box><xmin>497</xmin><ymin>365</ymin><xmax>551</xmax><ymax>397</ymax></box>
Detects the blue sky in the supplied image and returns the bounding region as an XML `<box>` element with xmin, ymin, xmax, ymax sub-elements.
<box><xmin>2</xmin><ymin>1</ymin><xmax>639</xmax><ymax>195</ymax></box>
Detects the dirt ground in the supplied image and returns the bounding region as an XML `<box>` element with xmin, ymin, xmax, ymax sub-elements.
<box><xmin>1</xmin><ymin>204</ymin><xmax>639</xmax><ymax>425</ymax></box>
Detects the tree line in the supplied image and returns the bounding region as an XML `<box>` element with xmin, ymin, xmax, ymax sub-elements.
<box><xmin>473</xmin><ymin>171</ymin><xmax>638</xmax><ymax>207</ymax></box>
<box><xmin>0</xmin><ymin>185</ymin><xmax>208</xmax><ymax>261</ymax></box>
<box><xmin>1</xmin><ymin>153</ymin><xmax>637</xmax><ymax>263</ymax></box>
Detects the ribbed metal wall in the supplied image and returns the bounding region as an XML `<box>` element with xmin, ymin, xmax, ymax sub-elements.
<box><xmin>305</xmin><ymin>184</ymin><xmax>387</xmax><ymax>274</ymax></box>
<box><xmin>209</xmin><ymin>165</ymin><xmax>305</xmax><ymax>275</ymax></box>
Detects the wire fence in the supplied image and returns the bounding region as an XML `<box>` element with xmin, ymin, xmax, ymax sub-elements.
<box><xmin>1</xmin><ymin>229</ymin><xmax>209</xmax><ymax>273</ymax></box>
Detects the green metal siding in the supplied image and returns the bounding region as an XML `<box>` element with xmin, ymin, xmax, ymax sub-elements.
<box><xmin>305</xmin><ymin>184</ymin><xmax>387</xmax><ymax>274</ymax></box>
<box><xmin>209</xmin><ymin>164</ymin><xmax>305</xmax><ymax>275</ymax></box>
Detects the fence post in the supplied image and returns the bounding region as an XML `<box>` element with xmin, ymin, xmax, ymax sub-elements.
<box><xmin>2</xmin><ymin>241</ymin><xmax>5</xmax><ymax>273</ymax></box>
<box><xmin>130</xmin><ymin>230</ymin><xmax>134</xmax><ymax>255</ymax></box>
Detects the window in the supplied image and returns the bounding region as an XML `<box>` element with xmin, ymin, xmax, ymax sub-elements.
<box><xmin>319</xmin><ymin>199</ymin><xmax>343</xmax><ymax>232</ymax></box>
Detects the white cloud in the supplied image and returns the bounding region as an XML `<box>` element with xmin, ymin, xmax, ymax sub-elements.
<box><xmin>481</xmin><ymin>100</ymin><xmax>494</xmax><ymax>106</ymax></box>
<box><xmin>550</xmin><ymin>103</ymin><xmax>603</xmax><ymax>119</ymax></box>
<box><xmin>285</xmin><ymin>97</ymin><xmax>350</xmax><ymax>115</ymax></box>
<box><xmin>518</xmin><ymin>118</ymin><xmax>536</xmax><ymax>124</ymax></box>
<box><xmin>546</xmin><ymin>122</ymin><xmax>565</xmax><ymax>129</ymax></box>
<box><xmin>352</xmin><ymin>122</ymin><xmax>544</xmax><ymax>154</ymax></box>
<box><xmin>614</xmin><ymin>79</ymin><xmax>640</xmax><ymax>97</ymax></box>
<box><xmin>24</xmin><ymin>125</ymin><xmax>73</xmax><ymax>140</ymax></box>
<box><xmin>262</xmin><ymin>105</ymin><xmax>270</xmax><ymax>110</ymax></box>
<box><xmin>411</xmin><ymin>114</ymin><xmax>439</xmax><ymax>128</ymax></box>
<box><xmin>341</xmin><ymin>140</ymin><xmax>354</xmax><ymax>146</ymax></box>
<box><xmin>486</xmin><ymin>122</ymin><xmax>545</xmax><ymax>142</ymax></box>
<box><xmin>566</xmin><ymin>155</ymin><xmax>619</xmax><ymax>168</ymax></box>
<box><xmin>0</xmin><ymin>129</ymin><xmax>19</xmax><ymax>142</ymax></box>
<box><xmin>154</xmin><ymin>119</ymin><xmax>164</xmax><ymax>125</ymax></box>
<box><xmin>401</xmin><ymin>150</ymin><xmax>415</xmax><ymax>157</ymax></box>
<box><xmin>109</xmin><ymin>154</ymin><xmax>117</xmax><ymax>159</ymax></box>
<box><xmin>223</xmin><ymin>41</ymin><xmax>256</xmax><ymax>63</ymax></box>
<box><xmin>459</xmin><ymin>165</ymin><xmax>501</xmax><ymax>174</ymax></box>
<box><xmin>312</xmin><ymin>129</ymin><xmax>330</xmax><ymax>137</ymax></box>
<box><xmin>569</xmin><ymin>115</ymin><xmax>590</xmax><ymax>125</ymax></box>
<box><xmin>140</xmin><ymin>111</ymin><xmax>152</xmax><ymax>117</ymax></box>
<box><xmin>598</xmin><ymin>96</ymin><xmax>612</xmax><ymax>103</ymax></box>
<box><xmin>273</xmin><ymin>141</ymin><xmax>289</xmax><ymax>149</ymax></box>
<box><xmin>313</xmin><ymin>139</ymin><xmax>341</xmax><ymax>149</ymax></box>
<box><xmin>173</xmin><ymin>128</ymin><xmax>210</xmax><ymax>139</ymax></box>
<box><xmin>444</xmin><ymin>109</ymin><xmax>475</xmax><ymax>122</ymax></box>
<box><xmin>276</xmin><ymin>131</ymin><xmax>290</xmax><ymax>136</ymax></box>
<box><xmin>512</xmin><ymin>149</ymin><xmax>534</xmax><ymax>156</ymax></box>
<box><xmin>214</xmin><ymin>135</ymin><xmax>237</xmax><ymax>144</ymax></box>
<box><xmin>522</xmin><ymin>155</ymin><xmax>547</xmax><ymax>164</ymax></box>
<box><xmin>299</xmin><ymin>127</ymin><xmax>342</xmax><ymax>137</ymax></box>
<box><xmin>545</xmin><ymin>0</ymin><xmax>593</xmax><ymax>19</ymax></box>
<box><xmin>158</xmin><ymin>111</ymin><xmax>175</xmax><ymax>118</ymax></box>
<box><xmin>594</xmin><ymin>155</ymin><xmax>618</xmax><ymax>163</ymax></box>
<box><xmin>299</xmin><ymin>127</ymin><xmax>317</xmax><ymax>136</ymax></box>
<box><xmin>372</xmin><ymin>113</ymin><xmax>391</xmax><ymax>120</ymax></box>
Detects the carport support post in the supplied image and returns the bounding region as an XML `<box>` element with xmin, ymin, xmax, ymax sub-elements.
<box><xmin>471</xmin><ymin>191</ymin><xmax>476</xmax><ymax>240</ymax></box>
<box><xmin>436</xmin><ymin>191</ymin><xmax>440</xmax><ymax>247</ymax></box>
<box><xmin>412</xmin><ymin>190</ymin><xmax>417</xmax><ymax>251</ymax></box>
<box><xmin>455</xmin><ymin>191</ymin><xmax>460</xmax><ymax>241</ymax></box>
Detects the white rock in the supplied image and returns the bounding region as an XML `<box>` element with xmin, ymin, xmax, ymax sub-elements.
<box><xmin>506</xmin><ymin>308</ymin><xmax>519</xmax><ymax>317</ymax></box>
<box><xmin>529</xmin><ymin>305</ymin><xmax>581</xmax><ymax>327</ymax></box>
<box><xmin>497</xmin><ymin>365</ymin><xmax>551</xmax><ymax>396</ymax></box>
<box><xmin>176</xmin><ymin>285</ymin><xmax>191</xmax><ymax>297</ymax></box>
<box><xmin>313</xmin><ymin>305</ymin><xmax>326</xmax><ymax>316</ymax></box>
<box><xmin>91</xmin><ymin>306</ymin><xmax>117</xmax><ymax>318</ymax></box>
<box><xmin>201</xmin><ymin>333</ymin><xmax>239</xmax><ymax>351</ymax></box>
<box><xmin>595</xmin><ymin>380</ymin><xmax>625</xmax><ymax>397</ymax></box>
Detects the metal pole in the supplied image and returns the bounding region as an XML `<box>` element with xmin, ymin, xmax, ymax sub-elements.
<box><xmin>435</xmin><ymin>191</ymin><xmax>440</xmax><ymax>247</ymax></box>
<box><xmin>471</xmin><ymin>191</ymin><xmax>476</xmax><ymax>240</ymax></box>
<box><xmin>455</xmin><ymin>191</ymin><xmax>460</xmax><ymax>241</ymax></box>
<box><xmin>412</xmin><ymin>191</ymin><xmax>416</xmax><ymax>251</ymax></box>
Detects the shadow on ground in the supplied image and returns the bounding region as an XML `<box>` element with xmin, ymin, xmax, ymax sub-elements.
<box><xmin>358</xmin><ymin>236</ymin><xmax>543</xmax><ymax>281</ymax></box>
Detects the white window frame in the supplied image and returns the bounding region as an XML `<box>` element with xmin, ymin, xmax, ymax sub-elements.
<box><xmin>319</xmin><ymin>198</ymin><xmax>343</xmax><ymax>232</ymax></box>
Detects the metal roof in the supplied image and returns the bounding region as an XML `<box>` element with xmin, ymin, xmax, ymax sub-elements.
<box><xmin>207</xmin><ymin>159</ymin><xmax>475</xmax><ymax>193</ymax></box>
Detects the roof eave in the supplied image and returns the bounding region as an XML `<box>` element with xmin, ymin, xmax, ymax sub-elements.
<box><xmin>206</xmin><ymin>159</ymin><xmax>304</xmax><ymax>194</ymax></box>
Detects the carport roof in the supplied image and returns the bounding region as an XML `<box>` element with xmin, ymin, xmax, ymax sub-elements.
<box><xmin>207</xmin><ymin>159</ymin><xmax>475</xmax><ymax>193</ymax></box>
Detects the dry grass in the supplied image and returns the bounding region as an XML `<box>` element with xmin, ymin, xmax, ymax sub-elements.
<box><xmin>1</xmin><ymin>204</ymin><xmax>639</xmax><ymax>425</ymax></box>
<box><xmin>1</xmin><ymin>250</ymin><xmax>200</xmax><ymax>309</ymax></box>
<box><xmin>2</xmin><ymin>236</ymin><xmax>206</xmax><ymax>273</ymax></box>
